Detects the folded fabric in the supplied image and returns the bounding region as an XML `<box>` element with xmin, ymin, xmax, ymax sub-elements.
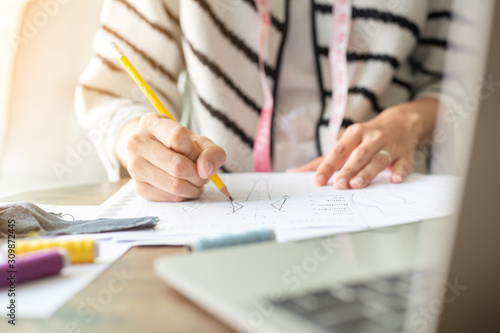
<box><xmin>0</xmin><ymin>202</ymin><xmax>158</xmax><ymax>237</ymax></box>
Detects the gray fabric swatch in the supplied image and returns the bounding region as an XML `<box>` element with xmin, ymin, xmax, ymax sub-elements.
<box><xmin>0</xmin><ymin>202</ymin><xmax>158</xmax><ymax>236</ymax></box>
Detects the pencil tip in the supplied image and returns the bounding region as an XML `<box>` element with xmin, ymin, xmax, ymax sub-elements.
<box><xmin>220</xmin><ymin>186</ymin><xmax>233</xmax><ymax>201</ymax></box>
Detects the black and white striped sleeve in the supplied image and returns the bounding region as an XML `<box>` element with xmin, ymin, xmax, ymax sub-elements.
<box><xmin>75</xmin><ymin>0</ymin><xmax>184</xmax><ymax>180</ymax></box>
<box><xmin>410</xmin><ymin>0</ymin><xmax>453</xmax><ymax>101</ymax></box>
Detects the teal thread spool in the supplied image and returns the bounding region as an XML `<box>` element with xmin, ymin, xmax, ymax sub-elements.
<box><xmin>188</xmin><ymin>229</ymin><xmax>276</xmax><ymax>252</ymax></box>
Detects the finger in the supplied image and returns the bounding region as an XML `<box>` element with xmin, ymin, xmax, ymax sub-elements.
<box><xmin>334</xmin><ymin>140</ymin><xmax>385</xmax><ymax>189</ymax></box>
<box><xmin>288</xmin><ymin>156</ymin><xmax>324</xmax><ymax>172</ymax></box>
<box><xmin>127</xmin><ymin>134</ymin><xmax>206</xmax><ymax>187</ymax></box>
<box><xmin>349</xmin><ymin>151</ymin><xmax>393</xmax><ymax>189</ymax></box>
<box><xmin>391</xmin><ymin>155</ymin><xmax>414</xmax><ymax>183</ymax></box>
<box><xmin>140</xmin><ymin>113</ymin><xmax>200</xmax><ymax>162</ymax></box>
<box><xmin>315</xmin><ymin>124</ymin><xmax>365</xmax><ymax>186</ymax></box>
<box><xmin>128</xmin><ymin>156</ymin><xmax>203</xmax><ymax>199</ymax></box>
<box><xmin>193</xmin><ymin>136</ymin><xmax>227</xmax><ymax>179</ymax></box>
<box><xmin>134</xmin><ymin>181</ymin><xmax>190</xmax><ymax>202</ymax></box>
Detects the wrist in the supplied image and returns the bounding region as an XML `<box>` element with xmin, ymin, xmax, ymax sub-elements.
<box><xmin>115</xmin><ymin>118</ymin><xmax>140</xmax><ymax>169</ymax></box>
<box><xmin>401</xmin><ymin>97</ymin><xmax>439</xmax><ymax>146</ymax></box>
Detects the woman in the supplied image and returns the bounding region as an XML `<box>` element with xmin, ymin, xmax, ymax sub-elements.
<box><xmin>76</xmin><ymin>0</ymin><xmax>452</xmax><ymax>202</ymax></box>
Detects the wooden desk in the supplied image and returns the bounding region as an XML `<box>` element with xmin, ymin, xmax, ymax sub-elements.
<box><xmin>1</xmin><ymin>181</ymin><xmax>234</xmax><ymax>333</ymax></box>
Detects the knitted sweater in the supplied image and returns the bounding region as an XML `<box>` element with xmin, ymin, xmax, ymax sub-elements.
<box><xmin>76</xmin><ymin>0</ymin><xmax>453</xmax><ymax>181</ymax></box>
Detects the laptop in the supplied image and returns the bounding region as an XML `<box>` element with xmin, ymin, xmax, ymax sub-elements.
<box><xmin>154</xmin><ymin>2</ymin><xmax>500</xmax><ymax>333</ymax></box>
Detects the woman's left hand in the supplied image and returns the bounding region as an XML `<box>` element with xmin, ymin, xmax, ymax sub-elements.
<box><xmin>292</xmin><ymin>98</ymin><xmax>439</xmax><ymax>189</ymax></box>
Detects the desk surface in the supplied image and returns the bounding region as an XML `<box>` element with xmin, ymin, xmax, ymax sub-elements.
<box><xmin>2</xmin><ymin>180</ymin><xmax>234</xmax><ymax>333</ymax></box>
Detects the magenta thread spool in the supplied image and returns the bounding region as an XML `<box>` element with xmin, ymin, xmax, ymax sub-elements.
<box><xmin>1</xmin><ymin>248</ymin><xmax>68</xmax><ymax>288</ymax></box>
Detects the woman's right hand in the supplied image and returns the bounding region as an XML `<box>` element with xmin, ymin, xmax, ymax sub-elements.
<box><xmin>115</xmin><ymin>112</ymin><xmax>226</xmax><ymax>202</ymax></box>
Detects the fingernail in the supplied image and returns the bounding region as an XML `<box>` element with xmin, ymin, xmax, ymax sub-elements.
<box><xmin>335</xmin><ymin>177</ymin><xmax>348</xmax><ymax>189</ymax></box>
<box><xmin>350</xmin><ymin>177</ymin><xmax>364</xmax><ymax>188</ymax></box>
<box><xmin>202</xmin><ymin>161</ymin><xmax>214</xmax><ymax>177</ymax></box>
<box><xmin>392</xmin><ymin>174</ymin><xmax>403</xmax><ymax>183</ymax></box>
<box><xmin>315</xmin><ymin>174</ymin><xmax>326</xmax><ymax>185</ymax></box>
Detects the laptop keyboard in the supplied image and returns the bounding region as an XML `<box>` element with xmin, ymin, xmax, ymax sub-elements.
<box><xmin>272</xmin><ymin>271</ymin><xmax>424</xmax><ymax>333</ymax></box>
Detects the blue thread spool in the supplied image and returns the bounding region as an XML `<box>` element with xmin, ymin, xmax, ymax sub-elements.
<box><xmin>188</xmin><ymin>229</ymin><xmax>276</xmax><ymax>252</ymax></box>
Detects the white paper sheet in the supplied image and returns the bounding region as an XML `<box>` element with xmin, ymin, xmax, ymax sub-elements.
<box><xmin>96</xmin><ymin>171</ymin><xmax>457</xmax><ymax>239</ymax></box>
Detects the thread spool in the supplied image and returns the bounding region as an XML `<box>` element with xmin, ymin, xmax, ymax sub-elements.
<box><xmin>10</xmin><ymin>239</ymin><xmax>98</xmax><ymax>264</ymax></box>
<box><xmin>0</xmin><ymin>248</ymin><xmax>68</xmax><ymax>287</ymax></box>
<box><xmin>188</xmin><ymin>229</ymin><xmax>276</xmax><ymax>252</ymax></box>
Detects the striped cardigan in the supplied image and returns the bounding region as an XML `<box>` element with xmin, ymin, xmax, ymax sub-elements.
<box><xmin>76</xmin><ymin>0</ymin><xmax>453</xmax><ymax>181</ymax></box>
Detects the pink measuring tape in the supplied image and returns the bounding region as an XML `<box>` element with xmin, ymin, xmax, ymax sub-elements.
<box><xmin>328</xmin><ymin>0</ymin><xmax>352</xmax><ymax>145</ymax></box>
<box><xmin>254</xmin><ymin>0</ymin><xmax>274</xmax><ymax>172</ymax></box>
<box><xmin>254</xmin><ymin>0</ymin><xmax>352</xmax><ymax>172</ymax></box>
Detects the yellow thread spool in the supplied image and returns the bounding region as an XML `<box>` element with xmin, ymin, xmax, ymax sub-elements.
<box><xmin>14</xmin><ymin>239</ymin><xmax>97</xmax><ymax>264</ymax></box>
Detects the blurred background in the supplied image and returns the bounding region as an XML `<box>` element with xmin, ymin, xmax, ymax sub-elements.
<box><xmin>0</xmin><ymin>0</ymin><xmax>107</xmax><ymax>197</ymax></box>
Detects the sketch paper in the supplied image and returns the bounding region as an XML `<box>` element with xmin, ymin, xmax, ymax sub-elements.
<box><xmin>96</xmin><ymin>172</ymin><xmax>457</xmax><ymax>236</ymax></box>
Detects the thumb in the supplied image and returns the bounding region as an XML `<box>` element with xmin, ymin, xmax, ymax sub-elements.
<box><xmin>193</xmin><ymin>136</ymin><xmax>227</xmax><ymax>179</ymax></box>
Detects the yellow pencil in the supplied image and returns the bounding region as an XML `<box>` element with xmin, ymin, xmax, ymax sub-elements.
<box><xmin>110</xmin><ymin>42</ymin><xmax>233</xmax><ymax>202</ymax></box>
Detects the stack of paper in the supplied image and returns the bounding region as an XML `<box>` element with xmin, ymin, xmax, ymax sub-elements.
<box><xmin>96</xmin><ymin>171</ymin><xmax>457</xmax><ymax>242</ymax></box>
